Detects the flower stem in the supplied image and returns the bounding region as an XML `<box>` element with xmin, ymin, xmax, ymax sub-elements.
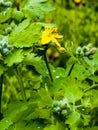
<box><xmin>43</xmin><ymin>50</ymin><xmax>53</xmax><ymax>82</ymax></box>
<box><xmin>0</xmin><ymin>74</ymin><xmax>3</xmax><ymax>120</ymax></box>
<box><xmin>67</xmin><ymin>63</ymin><xmax>75</xmax><ymax>77</ymax></box>
<box><xmin>15</xmin><ymin>67</ymin><xmax>26</xmax><ymax>102</ymax></box>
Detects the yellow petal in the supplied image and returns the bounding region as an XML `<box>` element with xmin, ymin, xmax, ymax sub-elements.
<box><xmin>52</xmin><ymin>27</ymin><xmax>58</xmax><ymax>33</ymax></box>
<box><xmin>57</xmin><ymin>47</ymin><xmax>66</xmax><ymax>52</ymax></box>
<box><xmin>41</xmin><ymin>33</ymin><xmax>52</xmax><ymax>45</ymax></box>
<box><xmin>52</xmin><ymin>38</ymin><xmax>61</xmax><ymax>47</ymax></box>
<box><xmin>52</xmin><ymin>33</ymin><xmax>63</xmax><ymax>39</ymax></box>
<box><xmin>40</xmin><ymin>26</ymin><xmax>63</xmax><ymax>46</ymax></box>
<box><xmin>45</xmin><ymin>26</ymin><xmax>53</xmax><ymax>33</ymax></box>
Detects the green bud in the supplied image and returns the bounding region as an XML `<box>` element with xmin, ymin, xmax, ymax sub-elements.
<box><xmin>89</xmin><ymin>47</ymin><xmax>97</xmax><ymax>54</ymax></box>
<box><xmin>53</xmin><ymin>106</ymin><xmax>61</xmax><ymax>113</ymax></box>
<box><xmin>2</xmin><ymin>48</ymin><xmax>9</xmax><ymax>55</ymax></box>
<box><xmin>86</xmin><ymin>43</ymin><xmax>92</xmax><ymax>49</ymax></box>
<box><xmin>59</xmin><ymin>98</ymin><xmax>69</xmax><ymax>109</ymax></box>
<box><xmin>5</xmin><ymin>27</ymin><xmax>12</xmax><ymax>34</ymax></box>
<box><xmin>53</xmin><ymin>101</ymin><xmax>60</xmax><ymax>107</ymax></box>
<box><xmin>76</xmin><ymin>46</ymin><xmax>84</xmax><ymax>57</ymax></box>
<box><xmin>0</xmin><ymin>0</ymin><xmax>4</xmax><ymax>6</ymax></box>
<box><xmin>3</xmin><ymin>1</ymin><xmax>12</xmax><ymax>7</ymax></box>
<box><xmin>61</xmin><ymin>109</ymin><xmax>68</xmax><ymax>116</ymax></box>
<box><xmin>82</xmin><ymin>46</ymin><xmax>90</xmax><ymax>53</ymax></box>
<box><xmin>84</xmin><ymin>51</ymin><xmax>90</xmax><ymax>56</ymax></box>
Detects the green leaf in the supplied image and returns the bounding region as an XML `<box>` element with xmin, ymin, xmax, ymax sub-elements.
<box><xmin>82</xmin><ymin>114</ymin><xmax>90</xmax><ymax>126</ymax></box>
<box><xmin>4</xmin><ymin>49</ymin><xmax>24</xmax><ymax>66</ymax></box>
<box><xmin>66</xmin><ymin>111</ymin><xmax>80</xmax><ymax>125</ymax></box>
<box><xmin>93</xmin><ymin>50</ymin><xmax>98</xmax><ymax>65</ymax></box>
<box><xmin>66</xmin><ymin>111</ymin><xmax>82</xmax><ymax>130</ymax></box>
<box><xmin>0</xmin><ymin>8</ymin><xmax>12</xmax><ymax>23</ymax></box>
<box><xmin>71</xmin><ymin>63</ymin><xmax>90</xmax><ymax>80</ymax></box>
<box><xmin>0</xmin><ymin>23</ymin><xmax>11</xmax><ymax>34</ymax></box>
<box><xmin>0</xmin><ymin>63</ymin><xmax>6</xmax><ymax>75</ymax></box>
<box><xmin>14</xmin><ymin>119</ymin><xmax>44</xmax><ymax>130</ymax></box>
<box><xmin>50</xmin><ymin>77</ymin><xmax>65</xmax><ymax>94</ymax></box>
<box><xmin>9</xmin><ymin>19</ymin><xmax>30</xmax><ymax>37</ymax></box>
<box><xmin>44</xmin><ymin>122</ymin><xmax>65</xmax><ymax>130</ymax></box>
<box><xmin>27</xmin><ymin>0</ymin><xmax>47</xmax><ymax>4</ymax></box>
<box><xmin>23</xmin><ymin>0</ymin><xmax>54</xmax><ymax>20</ymax></box>
<box><xmin>52</xmin><ymin>67</ymin><xmax>67</xmax><ymax>79</ymax></box>
<box><xmin>84</xmin><ymin>127</ymin><xmax>98</xmax><ymax>130</ymax></box>
<box><xmin>83</xmin><ymin>51</ymin><xmax>98</xmax><ymax>74</ymax></box>
<box><xmin>25</xmin><ymin>111</ymin><xmax>39</xmax><ymax>121</ymax></box>
<box><xmin>44</xmin><ymin>125</ymin><xmax>58</xmax><ymax>130</ymax></box>
<box><xmin>12</xmin><ymin>103</ymin><xmax>38</xmax><ymax>123</ymax></box>
<box><xmin>2</xmin><ymin>101</ymin><xmax>39</xmax><ymax>123</ymax></box>
<box><xmin>81</xmin><ymin>97</ymin><xmax>91</xmax><ymax>108</ymax></box>
<box><xmin>41</xmin><ymin>3</ymin><xmax>55</xmax><ymax>12</ymax></box>
<box><xmin>37</xmin><ymin>109</ymin><xmax>51</xmax><ymax>119</ymax></box>
<box><xmin>91</xmin><ymin>90</ymin><xmax>98</xmax><ymax>108</ymax></box>
<box><xmin>38</xmin><ymin>88</ymin><xmax>53</xmax><ymax>108</ymax></box>
<box><xmin>49</xmin><ymin>67</ymin><xmax>68</xmax><ymax>93</ymax></box>
<box><xmin>63</xmin><ymin>77</ymin><xmax>83</xmax><ymax>103</ymax></box>
<box><xmin>0</xmin><ymin>101</ymin><xmax>28</xmax><ymax>130</ymax></box>
<box><xmin>12</xmin><ymin>9</ymin><xmax>24</xmax><ymax>22</ymax></box>
<box><xmin>8</xmin><ymin>124</ymin><xmax>15</xmax><ymax>130</ymax></box>
<box><xmin>9</xmin><ymin>23</ymin><xmax>41</xmax><ymax>47</ymax></box>
<box><xmin>88</xmin><ymin>75</ymin><xmax>98</xmax><ymax>82</ymax></box>
<box><xmin>23</xmin><ymin>53</ymin><xmax>48</xmax><ymax>76</ymax></box>
<box><xmin>23</xmin><ymin>7</ymin><xmax>44</xmax><ymax>20</ymax></box>
<box><xmin>0</xmin><ymin>116</ymin><xmax>13</xmax><ymax>130</ymax></box>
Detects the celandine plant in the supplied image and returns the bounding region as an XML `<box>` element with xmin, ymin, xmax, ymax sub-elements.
<box><xmin>0</xmin><ymin>0</ymin><xmax>98</xmax><ymax>130</ymax></box>
<box><xmin>36</xmin><ymin>25</ymin><xmax>66</xmax><ymax>81</ymax></box>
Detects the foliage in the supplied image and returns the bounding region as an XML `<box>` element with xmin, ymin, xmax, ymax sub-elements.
<box><xmin>0</xmin><ymin>0</ymin><xmax>98</xmax><ymax>130</ymax></box>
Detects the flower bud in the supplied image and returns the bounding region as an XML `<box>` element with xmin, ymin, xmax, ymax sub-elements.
<box><xmin>76</xmin><ymin>46</ymin><xmax>84</xmax><ymax>57</ymax></box>
<box><xmin>89</xmin><ymin>47</ymin><xmax>97</xmax><ymax>54</ymax></box>
<box><xmin>3</xmin><ymin>1</ymin><xmax>12</xmax><ymax>7</ymax></box>
<box><xmin>53</xmin><ymin>106</ymin><xmax>61</xmax><ymax>113</ymax></box>
<box><xmin>82</xmin><ymin>46</ymin><xmax>90</xmax><ymax>53</ymax></box>
<box><xmin>2</xmin><ymin>48</ymin><xmax>9</xmax><ymax>55</ymax></box>
<box><xmin>82</xmin><ymin>0</ymin><xmax>86</xmax><ymax>6</ymax></box>
<box><xmin>61</xmin><ymin>109</ymin><xmax>68</xmax><ymax>116</ymax></box>
<box><xmin>74</xmin><ymin>0</ymin><xmax>81</xmax><ymax>6</ymax></box>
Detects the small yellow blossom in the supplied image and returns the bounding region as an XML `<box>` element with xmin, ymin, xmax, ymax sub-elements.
<box><xmin>40</xmin><ymin>26</ymin><xmax>64</xmax><ymax>50</ymax></box>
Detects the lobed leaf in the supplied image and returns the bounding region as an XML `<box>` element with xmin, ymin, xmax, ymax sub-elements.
<box><xmin>0</xmin><ymin>8</ymin><xmax>12</xmax><ymax>23</ymax></box>
<box><xmin>4</xmin><ymin>49</ymin><xmax>24</xmax><ymax>66</ymax></box>
<box><xmin>9</xmin><ymin>23</ymin><xmax>41</xmax><ymax>48</ymax></box>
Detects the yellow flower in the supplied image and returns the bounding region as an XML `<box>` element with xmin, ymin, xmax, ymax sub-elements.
<box><xmin>40</xmin><ymin>26</ymin><xmax>63</xmax><ymax>48</ymax></box>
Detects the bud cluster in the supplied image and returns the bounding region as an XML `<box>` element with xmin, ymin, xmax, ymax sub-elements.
<box><xmin>0</xmin><ymin>0</ymin><xmax>12</xmax><ymax>8</ymax></box>
<box><xmin>76</xmin><ymin>43</ymin><xmax>97</xmax><ymax>59</ymax></box>
<box><xmin>52</xmin><ymin>98</ymin><xmax>70</xmax><ymax>118</ymax></box>
<box><xmin>0</xmin><ymin>37</ymin><xmax>13</xmax><ymax>56</ymax></box>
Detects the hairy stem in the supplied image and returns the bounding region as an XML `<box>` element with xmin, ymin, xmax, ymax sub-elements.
<box><xmin>0</xmin><ymin>74</ymin><xmax>3</xmax><ymax>119</ymax></box>
<box><xmin>84</xmin><ymin>84</ymin><xmax>98</xmax><ymax>93</ymax></box>
<box><xmin>67</xmin><ymin>63</ymin><xmax>75</xmax><ymax>77</ymax></box>
<box><xmin>15</xmin><ymin>67</ymin><xmax>26</xmax><ymax>102</ymax></box>
<box><xmin>44</xmin><ymin>50</ymin><xmax>53</xmax><ymax>82</ymax></box>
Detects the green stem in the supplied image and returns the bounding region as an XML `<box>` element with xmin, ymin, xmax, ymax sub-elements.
<box><xmin>0</xmin><ymin>74</ymin><xmax>3</xmax><ymax>120</ymax></box>
<box><xmin>15</xmin><ymin>67</ymin><xmax>26</xmax><ymax>102</ymax></box>
<box><xmin>44</xmin><ymin>50</ymin><xmax>53</xmax><ymax>82</ymax></box>
<box><xmin>67</xmin><ymin>63</ymin><xmax>75</xmax><ymax>77</ymax></box>
<box><xmin>83</xmin><ymin>84</ymin><xmax>98</xmax><ymax>93</ymax></box>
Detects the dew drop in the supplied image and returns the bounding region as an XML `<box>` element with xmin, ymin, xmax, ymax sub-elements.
<box><xmin>53</xmin><ymin>70</ymin><xmax>55</xmax><ymax>72</ymax></box>
<box><xmin>56</xmin><ymin>75</ymin><xmax>60</xmax><ymax>79</ymax></box>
